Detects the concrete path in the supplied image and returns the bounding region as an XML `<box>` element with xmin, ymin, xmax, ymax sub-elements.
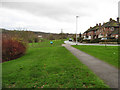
<box><xmin>64</xmin><ymin>40</ymin><xmax>119</xmax><ymax>46</ymax></box>
<box><xmin>62</xmin><ymin>44</ymin><xmax>119</xmax><ymax>88</ymax></box>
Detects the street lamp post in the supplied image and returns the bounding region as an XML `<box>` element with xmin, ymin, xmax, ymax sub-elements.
<box><xmin>76</xmin><ymin>16</ymin><xmax>79</xmax><ymax>45</ymax></box>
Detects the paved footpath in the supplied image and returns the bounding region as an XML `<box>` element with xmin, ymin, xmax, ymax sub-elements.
<box><xmin>62</xmin><ymin>44</ymin><xmax>119</xmax><ymax>88</ymax></box>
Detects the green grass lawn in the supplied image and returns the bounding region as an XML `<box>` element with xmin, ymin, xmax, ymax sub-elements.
<box><xmin>29</xmin><ymin>39</ymin><xmax>64</xmax><ymax>48</ymax></box>
<box><xmin>72</xmin><ymin>45</ymin><xmax>118</xmax><ymax>68</ymax></box>
<box><xmin>2</xmin><ymin>40</ymin><xmax>109</xmax><ymax>88</ymax></box>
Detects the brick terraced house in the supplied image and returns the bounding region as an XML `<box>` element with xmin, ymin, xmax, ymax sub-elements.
<box><xmin>83</xmin><ymin>17</ymin><xmax>120</xmax><ymax>40</ymax></box>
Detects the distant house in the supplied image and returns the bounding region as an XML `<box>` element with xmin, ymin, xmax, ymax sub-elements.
<box><xmin>38</xmin><ymin>35</ymin><xmax>42</xmax><ymax>38</ymax></box>
<box><xmin>83</xmin><ymin>17</ymin><xmax>119</xmax><ymax>40</ymax></box>
<box><xmin>101</xmin><ymin>18</ymin><xmax>119</xmax><ymax>38</ymax></box>
<box><xmin>83</xmin><ymin>24</ymin><xmax>101</xmax><ymax>40</ymax></box>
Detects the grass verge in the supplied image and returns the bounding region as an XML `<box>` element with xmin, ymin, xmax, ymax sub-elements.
<box><xmin>72</xmin><ymin>45</ymin><xmax>118</xmax><ymax>68</ymax></box>
<box><xmin>2</xmin><ymin>40</ymin><xmax>109</xmax><ymax>88</ymax></box>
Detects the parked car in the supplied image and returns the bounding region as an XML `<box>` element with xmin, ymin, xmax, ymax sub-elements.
<box><xmin>83</xmin><ymin>38</ymin><xmax>89</xmax><ymax>40</ymax></box>
<box><xmin>69</xmin><ymin>38</ymin><xmax>73</xmax><ymax>41</ymax></box>
<box><xmin>101</xmin><ymin>37</ymin><xmax>107</xmax><ymax>40</ymax></box>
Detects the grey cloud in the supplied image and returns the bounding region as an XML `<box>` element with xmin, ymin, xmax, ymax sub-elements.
<box><xmin>2</xmin><ymin>2</ymin><xmax>97</xmax><ymax>22</ymax></box>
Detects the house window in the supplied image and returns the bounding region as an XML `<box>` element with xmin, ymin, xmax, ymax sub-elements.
<box><xmin>111</xmin><ymin>27</ymin><xmax>114</xmax><ymax>31</ymax></box>
<box><xmin>116</xmin><ymin>35</ymin><xmax>118</xmax><ymax>38</ymax></box>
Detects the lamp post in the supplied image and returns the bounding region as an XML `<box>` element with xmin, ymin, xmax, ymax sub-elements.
<box><xmin>76</xmin><ymin>16</ymin><xmax>79</xmax><ymax>45</ymax></box>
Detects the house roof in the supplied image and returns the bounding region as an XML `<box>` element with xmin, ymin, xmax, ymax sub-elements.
<box><xmin>102</xmin><ymin>19</ymin><xmax>119</xmax><ymax>28</ymax></box>
<box><xmin>84</xmin><ymin>27</ymin><xmax>92</xmax><ymax>33</ymax></box>
<box><xmin>84</xmin><ymin>26</ymin><xmax>99</xmax><ymax>33</ymax></box>
<box><xmin>83</xmin><ymin>18</ymin><xmax>120</xmax><ymax>34</ymax></box>
<box><xmin>111</xmin><ymin>29</ymin><xmax>119</xmax><ymax>35</ymax></box>
<box><xmin>90</xmin><ymin>25</ymin><xmax>100</xmax><ymax>31</ymax></box>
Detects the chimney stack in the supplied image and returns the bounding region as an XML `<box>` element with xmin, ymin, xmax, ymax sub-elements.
<box><xmin>96</xmin><ymin>24</ymin><xmax>98</xmax><ymax>26</ymax></box>
<box><xmin>99</xmin><ymin>23</ymin><xmax>101</xmax><ymax>26</ymax></box>
<box><xmin>90</xmin><ymin>27</ymin><xmax>92</xmax><ymax>29</ymax></box>
<box><xmin>109</xmin><ymin>18</ymin><xmax>112</xmax><ymax>21</ymax></box>
<box><xmin>117</xmin><ymin>17</ymin><xmax>119</xmax><ymax>23</ymax></box>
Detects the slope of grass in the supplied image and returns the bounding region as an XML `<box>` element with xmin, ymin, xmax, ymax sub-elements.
<box><xmin>73</xmin><ymin>45</ymin><xmax>118</xmax><ymax>68</ymax></box>
<box><xmin>29</xmin><ymin>39</ymin><xmax>64</xmax><ymax>48</ymax></box>
<box><xmin>2</xmin><ymin>40</ymin><xmax>109</xmax><ymax>88</ymax></box>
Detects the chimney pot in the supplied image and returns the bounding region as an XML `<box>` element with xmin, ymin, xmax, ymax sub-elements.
<box><xmin>99</xmin><ymin>23</ymin><xmax>101</xmax><ymax>26</ymax></box>
<box><xmin>117</xmin><ymin>17</ymin><xmax>119</xmax><ymax>23</ymax></box>
<box><xmin>110</xmin><ymin>18</ymin><xmax>112</xmax><ymax>21</ymax></box>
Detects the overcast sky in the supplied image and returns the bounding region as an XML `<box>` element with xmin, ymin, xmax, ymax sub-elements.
<box><xmin>0</xmin><ymin>0</ymin><xmax>119</xmax><ymax>33</ymax></box>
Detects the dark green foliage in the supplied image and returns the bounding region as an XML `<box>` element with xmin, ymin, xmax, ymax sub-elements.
<box><xmin>82</xmin><ymin>40</ymin><xmax>90</xmax><ymax>43</ymax></box>
<box><xmin>78</xmin><ymin>37</ymin><xmax>84</xmax><ymax>42</ymax></box>
<box><xmin>34</xmin><ymin>38</ymin><xmax>39</xmax><ymax>43</ymax></box>
<box><xmin>100</xmin><ymin>39</ymin><xmax>118</xmax><ymax>42</ymax></box>
<box><xmin>90</xmin><ymin>38</ymin><xmax>101</xmax><ymax>43</ymax></box>
<box><xmin>82</xmin><ymin>39</ymin><xmax>118</xmax><ymax>43</ymax></box>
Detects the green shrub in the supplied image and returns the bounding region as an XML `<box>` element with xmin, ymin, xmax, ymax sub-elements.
<box><xmin>82</xmin><ymin>38</ymin><xmax>118</xmax><ymax>43</ymax></box>
<box><xmin>34</xmin><ymin>38</ymin><xmax>39</xmax><ymax>43</ymax></box>
<box><xmin>82</xmin><ymin>40</ymin><xmax>90</xmax><ymax>43</ymax></box>
<box><xmin>89</xmin><ymin>38</ymin><xmax>101</xmax><ymax>43</ymax></box>
<box><xmin>78</xmin><ymin>37</ymin><xmax>84</xmax><ymax>42</ymax></box>
<box><xmin>100</xmin><ymin>39</ymin><xmax>118</xmax><ymax>42</ymax></box>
